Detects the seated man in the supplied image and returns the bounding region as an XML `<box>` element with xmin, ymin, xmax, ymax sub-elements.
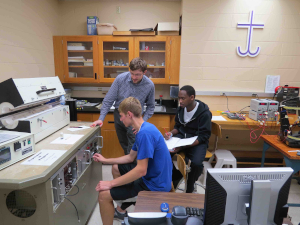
<box><xmin>93</xmin><ymin>97</ymin><xmax>172</xmax><ymax>225</ymax></box>
<box><xmin>164</xmin><ymin>85</ymin><xmax>212</xmax><ymax>193</ymax></box>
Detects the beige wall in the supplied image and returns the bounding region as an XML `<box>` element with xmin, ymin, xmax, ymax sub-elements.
<box><xmin>0</xmin><ymin>0</ymin><xmax>61</xmax><ymax>82</ymax></box>
<box><xmin>181</xmin><ymin>0</ymin><xmax>300</xmax><ymax>111</ymax></box>
<box><xmin>59</xmin><ymin>1</ymin><xmax>181</xmax><ymax>35</ymax></box>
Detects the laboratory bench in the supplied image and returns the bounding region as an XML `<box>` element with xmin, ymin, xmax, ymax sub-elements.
<box><xmin>0</xmin><ymin>122</ymin><xmax>102</xmax><ymax>225</ymax></box>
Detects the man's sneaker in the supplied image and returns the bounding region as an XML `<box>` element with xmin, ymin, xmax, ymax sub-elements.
<box><xmin>114</xmin><ymin>208</ymin><xmax>128</xmax><ymax>221</ymax></box>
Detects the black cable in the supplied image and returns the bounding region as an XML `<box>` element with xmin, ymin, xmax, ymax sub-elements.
<box><xmin>64</xmin><ymin>196</ymin><xmax>80</xmax><ymax>223</ymax></box>
<box><xmin>223</xmin><ymin>93</ymin><xmax>230</xmax><ymax>112</ymax></box>
<box><xmin>238</xmin><ymin>106</ymin><xmax>250</xmax><ymax>113</ymax></box>
<box><xmin>65</xmin><ymin>184</ymin><xmax>80</xmax><ymax>196</ymax></box>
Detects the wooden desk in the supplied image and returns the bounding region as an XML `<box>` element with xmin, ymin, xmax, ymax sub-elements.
<box><xmin>135</xmin><ymin>191</ymin><xmax>204</xmax><ymax>213</ymax></box>
<box><xmin>261</xmin><ymin>135</ymin><xmax>300</xmax><ymax>174</ymax></box>
<box><xmin>135</xmin><ymin>191</ymin><xmax>293</xmax><ymax>225</ymax></box>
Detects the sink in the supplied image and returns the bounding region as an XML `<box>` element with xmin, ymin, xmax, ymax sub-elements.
<box><xmin>143</xmin><ymin>105</ymin><xmax>166</xmax><ymax>112</ymax></box>
<box><xmin>154</xmin><ymin>105</ymin><xmax>166</xmax><ymax>112</ymax></box>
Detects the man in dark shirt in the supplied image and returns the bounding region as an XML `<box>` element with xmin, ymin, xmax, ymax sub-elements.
<box><xmin>164</xmin><ymin>85</ymin><xmax>212</xmax><ymax>193</ymax></box>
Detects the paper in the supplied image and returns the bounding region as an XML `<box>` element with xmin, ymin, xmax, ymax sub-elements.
<box><xmin>212</xmin><ymin>116</ymin><xmax>227</xmax><ymax>121</ymax></box>
<box><xmin>21</xmin><ymin>150</ymin><xmax>67</xmax><ymax>166</ymax></box>
<box><xmin>51</xmin><ymin>134</ymin><xmax>84</xmax><ymax>145</ymax></box>
<box><xmin>265</xmin><ymin>75</ymin><xmax>280</xmax><ymax>93</ymax></box>
<box><xmin>67</xmin><ymin>126</ymin><xmax>90</xmax><ymax>132</ymax></box>
<box><xmin>165</xmin><ymin>136</ymin><xmax>198</xmax><ymax>150</ymax></box>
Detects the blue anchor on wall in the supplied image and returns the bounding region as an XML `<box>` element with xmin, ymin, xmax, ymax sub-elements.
<box><xmin>237</xmin><ymin>10</ymin><xmax>264</xmax><ymax>57</ymax></box>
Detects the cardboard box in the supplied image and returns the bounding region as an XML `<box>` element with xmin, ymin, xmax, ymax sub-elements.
<box><xmin>87</xmin><ymin>16</ymin><xmax>99</xmax><ymax>35</ymax></box>
<box><xmin>154</xmin><ymin>22</ymin><xmax>179</xmax><ymax>36</ymax></box>
<box><xmin>97</xmin><ymin>23</ymin><xmax>117</xmax><ymax>35</ymax></box>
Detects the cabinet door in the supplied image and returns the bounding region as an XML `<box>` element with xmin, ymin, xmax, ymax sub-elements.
<box><xmin>53</xmin><ymin>36</ymin><xmax>64</xmax><ymax>83</ymax></box>
<box><xmin>77</xmin><ymin>113</ymin><xmax>93</xmax><ymax>122</ymax></box>
<box><xmin>100</xmin><ymin>114</ymin><xmax>124</xmax><ymax>158</ymax></box>
<box><xmin>169</xmin><ymin>36</ymin><xmax>181</xmax><ymax>85</ymax></box>
<box><xmin>98</xmin><ymin>36</ymin><xmax>134</xmax><ymax>83</ymax></box>
<box><xmin>63</xmin><ymin>36</ymin><xmax>99</xmax><ymax>83</ymax></box>
<box><xmin>134</xmin><ymin>36</ymin><xmax>170</xmax><ymax>84</ymax></box>
<box><xmin>148</xmin><ymin>114</ymin><xmax>171</xmax><ymax>135</ymax></box>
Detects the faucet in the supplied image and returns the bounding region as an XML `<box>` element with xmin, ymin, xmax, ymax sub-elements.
<box><xmin>159</xmin><ymin>95</ymin><xmax>163</xmax><ymax>106</ymax></box>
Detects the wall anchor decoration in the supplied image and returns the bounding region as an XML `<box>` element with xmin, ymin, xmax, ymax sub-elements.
<box><xmin>237</xmin><ymin>10</ymin><xmax>264</xmax><ymax>57</ymax></box>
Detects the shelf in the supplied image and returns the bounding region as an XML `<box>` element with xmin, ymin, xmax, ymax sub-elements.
<box><xmin>147</xmin><ymin>66</ymin><xmax>165</xmax><ymax>68</ymax></box>
<box><xmin>140</xmin><ymin>50</ymin><xmax>165</xmax><ymax>53</ymax></box>
<box><xmin>104</xmin><ymin>66</ymin><xmax>129</xmax><ymax>68</ymax></box>
<box><xmin>68</xmin><ymin>66</ymin><xmax>93</xmax><ymax>68</ymax></box>
<box><xmin>68</xmin><ymin>50</ymin><xmax>93</xmax><ymax>52</ymax></box>
<box><xmin>103</xmin><ymin>50</ymin><xmax>129</xmax><ymax>53</ymax></box>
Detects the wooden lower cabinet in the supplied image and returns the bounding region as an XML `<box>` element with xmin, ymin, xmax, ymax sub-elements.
<box><xmin>77</xmin><ymin>112</ymin><xmax>172</xmax><ymax>158</ymax></box>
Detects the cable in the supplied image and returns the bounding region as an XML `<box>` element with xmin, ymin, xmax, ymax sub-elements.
<box><xmin>64</xmin><ymin>196</ymin><xmax>80</xmax><ymax>223</ymax></box>
<box><xmin>223</xmin><ymin>93</ymin><xmax>230</xmax><ymax>112</ymax></box>
<box><xmin>237</xmin><ymin>106</ymin><xmax>250</xmax><ymax>113</ymax></box>
<box><xmin>65</xmin><ymin>184</ymin><xmax>80</xmax><ymax>196</ymax></box>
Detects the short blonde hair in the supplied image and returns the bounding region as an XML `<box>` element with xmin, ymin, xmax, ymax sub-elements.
<box><xmin>118</xmin><ymin>97</ymin><xmax>142</xmax><ymax>118</ymax></box>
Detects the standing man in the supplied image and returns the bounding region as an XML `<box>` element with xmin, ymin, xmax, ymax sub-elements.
<box><xmin>164</xmin><ymin>85</ymin><xmax>212</xmax><ymax>193</ymax></box>
<box><xmin>91</xmin><ymin>57</ymin><xmax>155</xmax><ymax>155</ymax></box>
<box><xmin>93</xmin><ymin>97</ymin><xmax>172</xmax><ymax>225</ymax></box>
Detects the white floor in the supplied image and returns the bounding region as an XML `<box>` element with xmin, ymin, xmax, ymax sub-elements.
<box><xmin>87</xmin><ymin>165</ymin><xmax>300</xmax><ymax>225</ymax></box>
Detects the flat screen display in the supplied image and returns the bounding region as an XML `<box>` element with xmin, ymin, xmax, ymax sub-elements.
<box><xmin>0</xmin><ymin>147</ymin><xmax>11</xmax><ymax>163</ymax></box>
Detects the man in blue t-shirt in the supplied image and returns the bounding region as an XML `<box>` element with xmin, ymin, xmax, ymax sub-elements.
<box><xmin>93</xmin><ymin>97</ymin><xmax>172</xmax><ymax>225</ymax></box>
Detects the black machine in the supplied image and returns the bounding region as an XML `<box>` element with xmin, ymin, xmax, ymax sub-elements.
<box><xmin>276</xmin><ymin>85</ymin><xmax>299</xmax><ymax>114</ymax></box>
<box><xmin>278</xmin><ymin>104</ymin><xmax>300</xmax><ymax>148</ymax></box>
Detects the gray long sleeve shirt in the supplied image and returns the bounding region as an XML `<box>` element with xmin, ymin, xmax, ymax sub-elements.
<box><xmin>99</xmin><ymin>72</ymin><xmax>155</xmax><ymax>121</ymax></box>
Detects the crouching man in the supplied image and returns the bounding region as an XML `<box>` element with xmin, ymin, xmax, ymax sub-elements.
<box><xmin>93</xmin><ymin>97</ymin><xmax>172</xmax><ymax>225</ymax></box>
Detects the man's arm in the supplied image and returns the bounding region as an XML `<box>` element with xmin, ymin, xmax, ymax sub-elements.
<box><xmin>98</xmin><ymin>78</ymin><xmax>119</xmax><ymax>121</ymax></box>
<box><xmin>93</xmin><ymin>150</ymin><xmax>137</xmax><ymax>165</ymax></box>
<box><xmin>143</xmin><ymin>85</ymin><xmax>155</xmax><ymax>121</ymax></box>
<box><xmin>95</xmin><ymin>158</ymin><xmax>148</xmax><ymax>191</ymax></box>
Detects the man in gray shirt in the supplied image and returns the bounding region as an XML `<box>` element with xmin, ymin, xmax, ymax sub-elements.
<box><xmin>91</xmin><ymin>57</ymin><xmax>155</xmax><ymax>155</ymax></box>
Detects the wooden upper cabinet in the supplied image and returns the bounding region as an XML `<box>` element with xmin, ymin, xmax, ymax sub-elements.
<box><xmin>53</xmin><ymin>35</ymin><xmax>180</xmax><ymax>84</ymax></box>
<box><xmin>134</xmin><ymin>36</ymin><xmax>170</xmax><ymax>84</ymax></box>
<box><xmin>98</xmin><ymin>36</ymin><xmax>134</xmax><ymax>83</ymax></box>
<box><xmin>62</xmin><ymin>36</ymin><xmax>99</xmax><ymax>83</ymax></box>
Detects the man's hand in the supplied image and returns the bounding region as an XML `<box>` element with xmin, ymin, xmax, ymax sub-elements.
<box><xmin>93</xmin><ymin>153</ymin><xmax>106</xmax><ymax>163</ymax></box>
<box><xmin>169</xmin><ymin>147</ymin><xmax>181</xmax><ymax>153</ymax></box>
<box><xmin>90</xmin><ymin>120</ymin><xmax>103</xmax><ymax>128</ymax></box>
<box><xmin>95</xmin><ymin>180</ymin><xmax>113</xmax><ymax>192</ymax></box>
<box><xmin>132</xmin><ymin>127</ymin><xmax>138</xmax><ymax>135</ymax></box>
<box><xmin>164</xmin><ymin>132</ymin><xmax>172</xmax><ymax>140</ymax></box>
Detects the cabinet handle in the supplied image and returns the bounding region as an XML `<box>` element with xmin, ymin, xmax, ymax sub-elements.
<box><xmin>108</xmin><ymin>121</ymin><xmax>114</xmax><ymax>124</ymax></box>
<box><xmin>95</xmin><ymin>73</ymin><xmax>97</xmax><ymax>79</ymax></box>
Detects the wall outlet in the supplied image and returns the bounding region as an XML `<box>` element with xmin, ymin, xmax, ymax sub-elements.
<box><xmin>220</xmin><ymin>92</ymin><xmax>225</xmax><ymax>96</ymax></box>
<box><xmin>116</xmin><ymin>6</ymin><xmax>121</xmax><ymax>14</ymax></box>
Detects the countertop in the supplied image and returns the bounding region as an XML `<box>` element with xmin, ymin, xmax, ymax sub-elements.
<box><xmin>76</xmin><ymin>105</ymin><xmax>177</xmax><ymax>115</ymax></box>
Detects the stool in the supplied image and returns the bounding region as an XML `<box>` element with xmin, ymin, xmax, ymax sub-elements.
<box><xmin>199</xmin><ymin>149</ymin><xmax>237</xmax><ymax>187</ymax></box>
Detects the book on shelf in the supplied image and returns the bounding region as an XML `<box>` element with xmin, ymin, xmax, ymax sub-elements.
<box><xmin>67</xmin><ymin>46</ymin><xmax>86</xmax><ymax>50</ymax></box>
<box><xmin>68</xmin><ymin>62</ymin><xmax>84</xmax><ymax>66</ymax></box>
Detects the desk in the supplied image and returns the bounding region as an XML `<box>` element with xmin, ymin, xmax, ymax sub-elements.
<box><xmin>260</xmin><ymin>135</ymin><xmax>300</xmax><ymax>174</ymax></box>
<box><xmin>135</xmin><ymin>191</ymin><xmax>293</xmax><ymax>225</ymax></box>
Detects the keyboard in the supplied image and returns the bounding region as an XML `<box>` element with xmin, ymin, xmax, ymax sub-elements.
<box><xmin>186</xmin><ymin>207</ymin><xmax>204</xmax><ymax>220</ymax></box>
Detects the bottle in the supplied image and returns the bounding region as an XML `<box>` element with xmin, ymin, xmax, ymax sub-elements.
<box><xmin>159</xmin><ymin>95</ymin><xmax>163</xmax><ymax>106</ymax></box>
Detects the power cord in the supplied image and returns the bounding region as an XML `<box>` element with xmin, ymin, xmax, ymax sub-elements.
<box><xmin>237</xmin><ymin>106</ymin><xmax>250</xmax><ymax>113</ymax></box>
<box><xmin>64</xmin><ymin>196</ymin><xmax>80</xmax><ymax>223</ymax></box>
<box><xmin>63</xmin><ymin>184</ymin><xmax>80</xmax><ymax>223</ymax></box>
<box><xmin>223</xmin><ymin>93</ymin><xmax>230</xmax><ymax>112</ymax></box>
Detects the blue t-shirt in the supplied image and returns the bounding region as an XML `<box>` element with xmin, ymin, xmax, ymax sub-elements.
<box><xmin>132</xmin><ymin>122</ymin><xmax>172</xmax><ymax>192</ymax></box>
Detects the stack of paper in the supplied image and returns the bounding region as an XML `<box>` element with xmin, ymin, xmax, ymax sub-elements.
<box><xmin>165</xmin><ymin>136</ymin><xmax>198</xmax><ymax>150</ymax></box>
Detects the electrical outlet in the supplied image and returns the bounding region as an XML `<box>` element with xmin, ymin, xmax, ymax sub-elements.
<box><xmin>116</xmin><ymin>6</ymin><xmax>121</xmax><ymax>14</ymax></box>
<box><xmin>220</xmin><ymin>92</ymin><xmax>225</xmax><ymax>96</ymax></box>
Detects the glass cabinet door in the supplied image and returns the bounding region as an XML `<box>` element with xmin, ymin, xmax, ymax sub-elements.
<box><xmin>134</xmin><ymin>36</ymin><xmax>170</xmax><ymax>84</ymax></box>
<box><xmin>99</xmin><ymin>37</ymin><xmax>134</xmax><ymax>83</ymax></box>
<box><xmin>63</xmin><ymin>36</ymin><xmax>98</xmax><ymax>83</ymax></box>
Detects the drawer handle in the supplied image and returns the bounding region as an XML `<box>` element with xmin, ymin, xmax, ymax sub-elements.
<box><xmin>108</xmin><ymin>121</ymin><xmax>114</xmax><ymax>124</ymax></box>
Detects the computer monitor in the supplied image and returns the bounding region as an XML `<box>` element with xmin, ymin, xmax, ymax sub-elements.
<box><xmin>203</xmin><ymin>167</ymin><xmax>293</xmax><ymax>225</ymax></box>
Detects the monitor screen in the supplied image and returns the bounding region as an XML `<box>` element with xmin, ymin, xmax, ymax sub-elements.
<box><xmin>203</xmin><ymin>167</ymin><xmax>293</xmax><ymax>225</ymax></box>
